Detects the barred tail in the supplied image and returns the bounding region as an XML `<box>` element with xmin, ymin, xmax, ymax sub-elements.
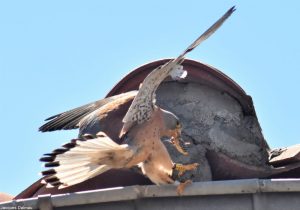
<box><xmin>40</xmin><ymin>132</ymin><xmax>133</xmax><ymax>189</ymax></box>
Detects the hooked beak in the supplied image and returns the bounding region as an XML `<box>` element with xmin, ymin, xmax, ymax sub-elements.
<box><xmin>170</xmin><ymin>124</ymin><xmax>188</xmax><ymax>156</ymax></box>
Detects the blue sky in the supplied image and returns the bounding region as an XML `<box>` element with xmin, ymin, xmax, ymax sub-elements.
<box><xmin>0</xmin><ymin>1</ymin><xmax>299</xmax><ymax>196</ymax></box>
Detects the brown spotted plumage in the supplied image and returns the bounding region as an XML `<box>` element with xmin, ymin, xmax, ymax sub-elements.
<box><xmin>40</xmin><ymin>7</ymin><xmax>235</xmax><ymax>194</ymax></box>
<box><xmin>39</xmin><ymin>90</ymin><xmax>138</xmax><ymax>136</ymax></box>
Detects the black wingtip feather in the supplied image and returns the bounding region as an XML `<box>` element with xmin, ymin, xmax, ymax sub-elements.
<box><xmin>40</xmin><ymin>156</ymin><xmax>55</xmax><ymax>162</ymax></box>
<box><xmin>62</xmin><ymin>142</ymin><xmax>77</xmax><ymax>149</ymax></box>
<box><xmin>52</xmin><ymin>148</ymin><xmax>68</xmax><ymax>155</ymax></box>
<box><xmin>45</xmin><ymin>161</ymin><xmax>60</xmax><ymax>167</ymax></box>
<box><xmin>41</xmin><ymin>169</ymin><xmax>56</xmax><ymax>176</ymax></box>
<box><xmin>230</xmin><ymin>6</ymin><xmax>236</xmax><ymax>12</ymax></box>
<box><xmin>224</xmin><ymin>6</ymin><xmax>236</xmax><ymax>19</ymax></box>
<box><xmin>43</xmin><ymin>153</ymin><xmax>56</xmax><ymax>157</ymax></box>
<box><xmin>49</xmin><ymin>181</ymin><xmax>63</xmax><ymax>187</ymax></box>
<box><xmin>45</xmin><ymin>176</ymin><xmax>60</xmax><ymax>183</ymax></box>
<box><xmin>82</xmin><ymin>134</ymin><xmax>95</xmax><ymax>140</ymax></box>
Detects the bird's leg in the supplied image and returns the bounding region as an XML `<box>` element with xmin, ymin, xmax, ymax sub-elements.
<box><xmin>176</xmin><ymin>180</ymin><xmax>192</xmax><ymax>195</ymax></box>
<box><xmin>172</xmin><ymin>163</ymin><xmax>199</xmax><ymax>195</ymax></box>
<box><xmin>173</xmin><ymin>163</ymin><xmax>199</xmax><ymax>177</ymax></box>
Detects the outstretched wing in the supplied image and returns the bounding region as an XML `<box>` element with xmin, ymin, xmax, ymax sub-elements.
<box><xmin>121</xmin><ymin>6</ymin><xmax>235</xmax><ymax>134</ymax></box>
<box><xmin>39</xmin><ymin>91</ymin><xmax>137</xmax><ymax>132</ymax></box>
<box><xmin>178</xmin><ymin>6</ymin><xmax>236</xmax><ymax>59</ymax></box>
<box><xmin>40</xmin><ymin>132</ymin><xmax>135</xmax><ymax>189</ymax></box>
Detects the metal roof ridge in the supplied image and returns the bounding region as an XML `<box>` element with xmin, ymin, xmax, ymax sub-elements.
<box><xmin>2</xmin><ymin>179</ymin><xmax>300</xmax><ymax>209</ymax></box>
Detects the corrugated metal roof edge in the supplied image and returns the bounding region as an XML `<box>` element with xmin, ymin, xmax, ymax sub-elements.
<box><xmin>2</xmin><ymin>179</ymin><xmax>300</xmax><ymax>209</ymax></box>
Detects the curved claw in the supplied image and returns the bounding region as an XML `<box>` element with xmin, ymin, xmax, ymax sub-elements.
<box><xmin>177</xmin><ymin>180</ymin><xmax>192</xmax><ymax>195</ymax></box>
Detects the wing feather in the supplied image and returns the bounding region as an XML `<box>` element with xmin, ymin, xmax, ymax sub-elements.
<box><xmin>39</xmin><ymin>91</ymin><xmax>137</xmax><ymax>132</ymax></box>
<box><xmin>122</xmin><ymin>6</ymin><xmax>235</xmax><ymax>133</ymax></box>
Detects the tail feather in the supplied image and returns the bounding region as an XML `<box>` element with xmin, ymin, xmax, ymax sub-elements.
<box><xmin>58</xmin><ymin>165</ymin><xmax>110</xmax><ymax>189</ymax></box>
<box><xmin>40</xmin><ymin>132</ymin><xmax>133</xmax><ymax>188</ymax></box>
<box><xmin>55</xmin><ymin>166</ymin><xmax>91</xmax><ymax>179</ymax></box>
<box><xmin>57</xmin><ymin>168</ymin><xmax>93</xmax><ymax>183</ymax></box>
<box><xmin>55</xmin><ymin>165</ymin><xmax>91</xmax><ymax>175</ymax></box>
<box><xmin>55</xmin><ymin>157</ymin><xmax>91</xmax><ymax>163</ymax></box>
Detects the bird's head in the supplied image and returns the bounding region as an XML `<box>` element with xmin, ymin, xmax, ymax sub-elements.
<box><xmin>160</xmin><ymin>109</ymin><xmax>188</xmax><ymax>156</ymax></box>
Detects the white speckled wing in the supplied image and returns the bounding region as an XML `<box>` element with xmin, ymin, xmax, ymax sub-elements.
<box><xmin>121</xmin><ymin>6</ymin><xmax>235</xmax><ymax>134</ymax></box>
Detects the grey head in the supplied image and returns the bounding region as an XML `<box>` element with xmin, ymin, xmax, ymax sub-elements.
<box><xmin>161</xmin><ymin>109</ymin><xmax>181</xmax><ymax>131</ymax></box>
<box><xmin>160</xmin><ymin>108</ymin><xmax>188</xmax><ymax>155</ymax></box>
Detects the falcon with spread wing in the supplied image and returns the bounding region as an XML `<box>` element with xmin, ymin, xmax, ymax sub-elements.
<box><xmin>40</xmin><ymin>7</ymin><xmax>235</xmax><ymax>194</ymax></box>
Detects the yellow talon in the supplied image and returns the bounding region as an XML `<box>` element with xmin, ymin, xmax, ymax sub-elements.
<box><xmin>173</xmin><ymin>163</ymin><xmax>199</xmax><ymax>177</ymax></box>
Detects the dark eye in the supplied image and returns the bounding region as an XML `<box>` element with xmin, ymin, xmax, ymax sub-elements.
<box><xmin>176</xmin><ymin>121</ymin><xmax>181</xmax><ymax>127</ymax></box>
